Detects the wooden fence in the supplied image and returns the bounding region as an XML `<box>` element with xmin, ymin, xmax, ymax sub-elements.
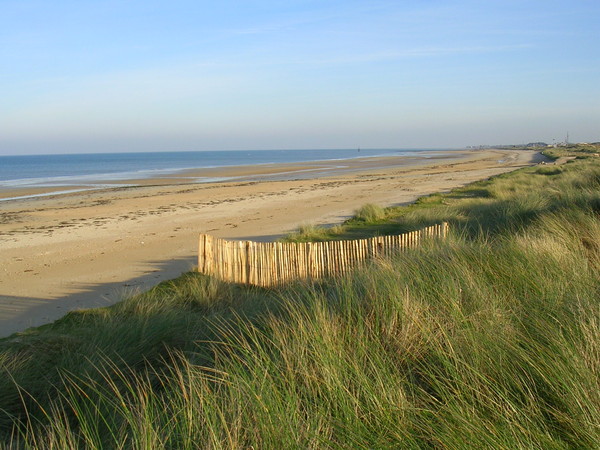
<box><xmin>198</xmin><ymin>223</ymin><xmax>448</xmax><ymax>287</ymax></box>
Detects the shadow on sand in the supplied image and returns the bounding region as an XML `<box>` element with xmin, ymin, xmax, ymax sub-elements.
<box><xmin>0</xmin><ymin>232</ymin><xmax>293</xmax><ymax>339</ymax></box>
<box><xmin>0</xmin><ymin>255</ymin><xmax>197</xmax><ymax>339</ymax></box>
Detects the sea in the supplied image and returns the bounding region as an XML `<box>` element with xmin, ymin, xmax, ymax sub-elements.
<box><xmin>0</xmin><ymin>148</ymin><xmax>456</xmax><ymax>201</ymax></box>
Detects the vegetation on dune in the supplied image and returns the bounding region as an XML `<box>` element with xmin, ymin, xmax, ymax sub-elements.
<box><xmin>1</xmin><ymin>145</ymin><xmax>600</xmax><ymax>448</ymax></box>
<box><xmin>541</xmin><ymin>142</ymin><xmax>600</xmax><ymax>160</ymax></box>
<box><xmin>285</xmin><ymin>144</ymin><xmax>600</xmax><ymax>242</ymax></box>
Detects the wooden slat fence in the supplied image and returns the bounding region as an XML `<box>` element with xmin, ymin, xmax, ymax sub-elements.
<box><xmin>198</xmin><ymin>222</ymin><xmax>448</xmax><ymax>287</ymax></box>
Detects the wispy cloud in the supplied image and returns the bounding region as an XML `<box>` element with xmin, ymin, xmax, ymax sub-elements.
<box><xmin>245</xmin><ymin>43</ymin><xmax>535</xmax><ymax>67</ymax></box>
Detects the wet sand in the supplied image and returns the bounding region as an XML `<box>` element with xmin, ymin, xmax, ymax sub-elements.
<box><xmin>0</xmin><ymin>149</ymin><xmax>543</xmax><ymax>337</ymax></box>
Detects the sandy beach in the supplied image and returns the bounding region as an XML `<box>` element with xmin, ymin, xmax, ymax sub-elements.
<box><xmin>0</xmin><ymin>149</ymin><xmax>544</xmax><ymax>337</ymax></box>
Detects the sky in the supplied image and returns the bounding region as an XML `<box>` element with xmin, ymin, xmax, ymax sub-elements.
<box><xmin>1</xmin><ymin>0</ymin><xmax>599</xmax><ymax>155</ymax></box>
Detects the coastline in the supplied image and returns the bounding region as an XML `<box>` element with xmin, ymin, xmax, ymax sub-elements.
<box><xmin>0</xmin><ymin>149</ymin><xmax>544</xmax><ymax>337</ymax></box>
<box><xmin>0</xmin><ymin>149</ymin><xmax>462</xmax><ymax>202</ymax></box>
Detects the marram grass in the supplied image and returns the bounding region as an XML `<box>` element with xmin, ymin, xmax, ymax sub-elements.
<box><xmin>284</xmin><ymin>149</ymin><xmax>600</xmax><ymax>242</ymax></box>
<box><xmin>2</xmin><ymin>148</ymin><xmax>600</xmax><ymax>448</ymax></box>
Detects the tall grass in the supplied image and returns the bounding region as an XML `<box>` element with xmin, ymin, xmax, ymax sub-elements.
<box><xmin>283</xmin><ymin>151</ymin><xmax>600</xmax><ymax>243</ymax></box>
<box><xmin>2</xmin><ymin>148</ymin><xmax>600</xmax><ymax>447</ymax></box>
<box><xmin>283</xmin><ymin>223</ymin><xmax>344</xmax><ymax>243</ymax></box>
<box><xmin>353</xmin><ymin>203</ymin><xmax>387</xmax><ymax>222</ymax></box>
<box><xmin>5</xmin><ymin>215</ymin><xmax>600</xmax><ymax>448</ymax></box>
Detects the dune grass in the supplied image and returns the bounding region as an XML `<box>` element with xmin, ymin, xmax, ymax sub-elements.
<box><xmin>1</xmin><ymin>146</ymin><xmax>600</xmax><ymax>448</ymax></box>
<box><xmin>285</xmin><ymin>146</ymin><xmax>600</xmax><ymax>242</ymax></box>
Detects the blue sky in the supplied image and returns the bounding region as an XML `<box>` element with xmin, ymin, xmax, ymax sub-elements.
<box><xmin>1</xmin><ymin>0</ymin><xmax>599</xmax><ymax>154</ymax></box>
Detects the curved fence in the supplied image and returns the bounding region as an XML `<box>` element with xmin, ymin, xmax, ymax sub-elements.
<box><xmin>198</xmin><ymin>223</ymin><xmax>448</xmax><ymax>287</ymax></box>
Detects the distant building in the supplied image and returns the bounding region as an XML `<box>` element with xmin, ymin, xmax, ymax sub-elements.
<box><xmin>525</xmin><ymin>142</ymin><xmax>548</xmax><ymax>148</ymax></box>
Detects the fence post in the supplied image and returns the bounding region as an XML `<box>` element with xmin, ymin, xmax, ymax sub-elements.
<box><xmin>198</xmin><ymin>234</ymin><xmax>205</xmax><ymax>273</ymax></box>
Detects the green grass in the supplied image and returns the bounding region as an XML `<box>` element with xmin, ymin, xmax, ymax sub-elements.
<box><xmin>1</xmin><ymin>145</ymin><xmax>600</xmax><ymax>448</ymax></box>
<box><xmin>535</xmin><ymin>165</ymin><xmax>563</xmax><ymax>176</ymax></box>
<box><xmin>282</xmin><ymin>204</ymin><xmax>389</xmax><ymax>242</ymax></box>
<box><xmin>282</xmin><ymin>223</ymin><xmax>343</xmax><ymax>243</ymax></box>
<box><xmin>285</xmin><ymin>144</ymin><xmax>600</xmax><ymax>242</ymax></box>
<box><xmin>352</xmin><ymin>203</ymin><xmax>388</xmax><ymax>222</ymax></box>
<box><xmin>543</xmin><ymin>143</ymin><xmax>600</xmax><ymax>160</ymax></box>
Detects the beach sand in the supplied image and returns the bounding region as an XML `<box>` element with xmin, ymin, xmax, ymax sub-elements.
<box><xmin>0</xmin><ymin>149</ymin><xmax>544</xmax><ymax>337</ymax></box>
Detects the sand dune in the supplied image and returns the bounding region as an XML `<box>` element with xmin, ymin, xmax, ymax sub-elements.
<box><xmin>0</xmin><ymin>149</ymin><xmax>544</xmax><ymax>337</ymax></box>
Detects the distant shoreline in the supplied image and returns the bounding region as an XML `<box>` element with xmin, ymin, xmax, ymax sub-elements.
<box><xmin>0</xmin><ymin>149</ymin><xmax>464</xmax><ymax>202</ymax></box>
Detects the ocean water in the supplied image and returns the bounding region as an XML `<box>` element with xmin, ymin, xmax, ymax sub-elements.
<box><xmin>0</xmin><ymin>149</ymin><xmax>452</xmax><ymax>200</ymax></box>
